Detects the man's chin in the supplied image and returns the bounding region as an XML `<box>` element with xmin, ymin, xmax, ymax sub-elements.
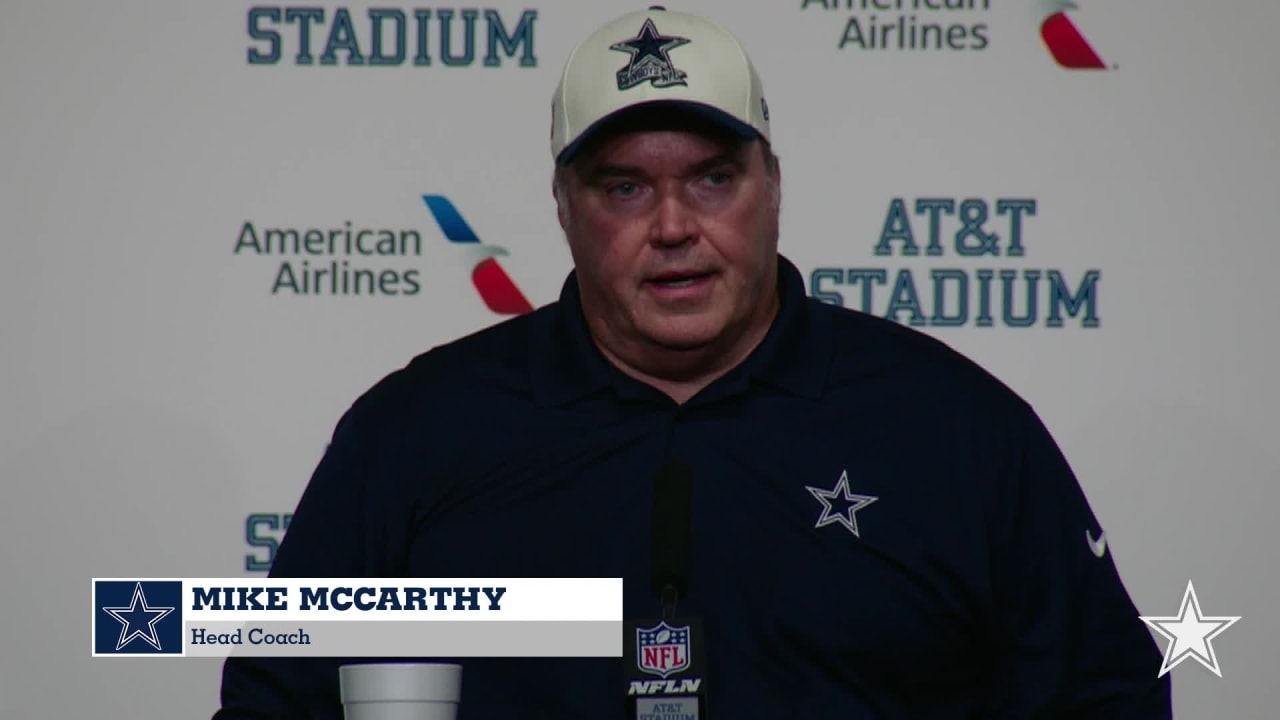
<box><xmin>638</xmin><ymin>320</ymin><xmax>726</xmax><ymax>353</ymax></box>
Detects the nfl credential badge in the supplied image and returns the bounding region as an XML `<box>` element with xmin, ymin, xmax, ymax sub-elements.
<box><xmin>610</xmin><ymin>18</ymin><xmax>691</xmax><ymax>90</ymax></box>
<box><xmin>623</xmin><ymin>617</ymin><xmax>706</xmax><ymax>719</ymax></box>
<box><xmin>636</xmin><ymin>620</ymin><xmax>690</xmax><ymax>678</ymax></box>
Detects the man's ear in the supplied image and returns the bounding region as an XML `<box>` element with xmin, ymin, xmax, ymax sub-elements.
<box><xmin>551</xmin><ymin>170</ymin><xmax>567</xmax><ymax>230</ymax></box>
<box><xmin>769</xmin><ymin>154</ymin><xmax>782</xmax><ymax>211</ymax></box>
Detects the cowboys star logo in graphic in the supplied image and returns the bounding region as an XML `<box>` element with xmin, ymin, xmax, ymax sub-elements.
<box><xmin>610</xmin><ymin>18</ymin><xmax>691</xmax><ymax>90</ymax></box>
<box><xmin>1140</xmin><ymin>580</ymin><xmax>1241</xmax><ymax>678</ymax></box>
<box><xmin>806</xmin><ymin>470</ymin><xmax>877</xmax><ymax>538</ymax></box>
<box><xmin>100</xmin><ymin>581</ymin><xmax>177</xmax><ymax>652</ymax></box>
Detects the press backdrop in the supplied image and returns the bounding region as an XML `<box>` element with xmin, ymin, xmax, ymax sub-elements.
<box><xmin>3</xmin><ymin>0</ymin><xmax>1277</xmax><ymax>717</ymax></box>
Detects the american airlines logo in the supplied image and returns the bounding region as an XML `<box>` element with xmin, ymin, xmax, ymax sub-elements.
<box><xmin>628</xmin><ymin>679</ymin><xmax>703</xmax><ymax>696</ymax></box>
<box><xmin>1037</xmin><ymin>0</ymin><xmax>1108</xmax><ymax>70</ymax></box>
<box><xmin>422</xmin><ymin>195</ymin><xmax>534</xmax><ymax>315</ymax></box>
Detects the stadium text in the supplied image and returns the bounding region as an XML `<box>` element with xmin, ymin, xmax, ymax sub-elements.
<box><xmin>810</xmin><ymin>197</ymin><xmax>1101</xmax><ymax>328</ymax></box>
<box><xmin>245</xmin><ymin>513</ymin><xmax>292</xmax><ymax>571</ymax></box>
<box><xmin>247</xmin><ymin>7</ymin><xmax>537</xmax><ymax>67</ymax></box>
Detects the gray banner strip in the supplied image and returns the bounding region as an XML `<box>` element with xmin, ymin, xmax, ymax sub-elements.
<box><xmin>185</xmin><ymin>621</ymin><xmax>621</xmax><ymax>657</ymax></box>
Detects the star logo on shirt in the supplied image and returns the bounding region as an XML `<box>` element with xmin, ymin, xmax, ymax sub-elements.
<box><xmin>806</xmin><ymin>470</ymin><xmax>877</xmax><ymax>538</ymax></box>
<box><xmin>102</xmin><ymin>581</ymin><xmax>175</xmax><ymax>651</ymax></box>
<box><xmin>1140</xmin><ymin>580</ymin><xmax>1240</xmax><ymax>677</ymax></box>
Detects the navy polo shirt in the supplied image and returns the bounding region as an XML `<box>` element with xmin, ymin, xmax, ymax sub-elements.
<box><xmin>216</xmin><ymin>255</ymin><xmax>1171</xmax><ymax>719</ymax></box>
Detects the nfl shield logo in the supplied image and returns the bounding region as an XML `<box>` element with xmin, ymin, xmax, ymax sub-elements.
<box><xmin>635</xmin><ymin>620</ymin><xmax>691</xmax><ymax>678</ymax></box>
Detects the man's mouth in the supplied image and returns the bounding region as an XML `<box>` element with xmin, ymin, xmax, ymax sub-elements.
<box><xmin>648</xmin><ymin>271</ymin><xmax>713</xmax><ymax>287</ymax></box>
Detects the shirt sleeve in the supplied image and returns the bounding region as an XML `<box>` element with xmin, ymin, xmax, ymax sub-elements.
<box><xmin>980</xmin><ymin>406</ymin><xmax>1172</xmax><ymax>718</ymax></box>
<box><xmin>213</xmin><ymin>401</ymin><xmax>409</xmax><ymax>719</ymax></box>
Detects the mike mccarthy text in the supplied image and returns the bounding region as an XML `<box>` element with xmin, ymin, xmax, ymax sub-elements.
<box><xmin>190</xmin><ymin>585</ymin><xmax>507</xmax><ymax>612</ymax></box>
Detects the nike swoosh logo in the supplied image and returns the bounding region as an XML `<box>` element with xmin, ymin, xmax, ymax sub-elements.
<box><xmin>1086</xmin><ymin>529</ymin><xmax>1107</xmax><ymax>558</ymax></box>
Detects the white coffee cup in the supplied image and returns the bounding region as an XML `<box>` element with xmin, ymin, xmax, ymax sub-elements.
<box><xmin>339</xmin><ymin>662</ymin><xmax>463</xmax><ymax>720</ymax></box>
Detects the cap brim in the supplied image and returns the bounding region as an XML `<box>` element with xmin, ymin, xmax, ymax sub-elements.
<box><xmin>556</xmin><ymin>100</ymin><xmax>761</xmax><ymax>166</ymax></box>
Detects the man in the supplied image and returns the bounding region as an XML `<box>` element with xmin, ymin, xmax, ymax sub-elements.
<box><xmin>216</xmin><ymin>7</ymin><xmax>1171</xmax><ymax>718</ymax></box>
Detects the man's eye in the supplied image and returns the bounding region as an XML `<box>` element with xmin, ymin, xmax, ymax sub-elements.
<box><xmin>703</xmin><ymin>172</ymin><xmax>731</xmax><ymax>186</ymax></box>
<box><xmin>608</xmin><ymin>182</ymin><xmax>639</xmax><ymax>197</ymax></box>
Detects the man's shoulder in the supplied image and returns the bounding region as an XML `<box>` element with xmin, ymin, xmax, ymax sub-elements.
<box><xmin>407</xmin><ymin>305</ymin><xmax>545</xmax><ymax>378</ymax></box>
<box><xmin>814</xmin><ymin>299</ymin><xmax>1031</xmax><ymax>415</ymax></box>
<box><xmin>344</xmin><ymin>305</ymin><xmax>551</xmax><ymax>424</ymax></box>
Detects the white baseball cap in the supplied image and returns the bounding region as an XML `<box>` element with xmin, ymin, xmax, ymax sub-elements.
<box><xmin>550</xmin><ymin>6</ymin><xmax>771</xmax><ymax>165</ymax></box>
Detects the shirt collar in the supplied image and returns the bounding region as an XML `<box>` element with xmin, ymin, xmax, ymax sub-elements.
<box><xmin>529</xmin><ymin>254</ymin><xmax>832</xmax><ymax>407</ymax></box>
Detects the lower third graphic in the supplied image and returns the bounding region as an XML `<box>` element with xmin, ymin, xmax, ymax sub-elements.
<box><xmin>1140</xmin><ymin>580</ymin><xmax>1240</xmax><ymax>678</ymax></box>
<box><xmin>93</xmin><ymin>580</ymin><xmax>183</xmax><ymax>655</ymax></box>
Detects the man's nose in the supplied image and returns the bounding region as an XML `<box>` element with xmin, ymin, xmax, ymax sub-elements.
<box><xmin>648</xmin><ymin>192</ymin><xmax>696</xmax><ymax>247</ymax></box>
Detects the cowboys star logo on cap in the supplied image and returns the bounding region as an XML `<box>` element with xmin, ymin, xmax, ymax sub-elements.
<box><xmin>610</xmin><ymin>18</ymin><xmax>691</xmax><ymax>91</ymax></box>
<box><xmin>549</xmin><ymin>9</ymin><xmax>771</xmax><ymax>164</ymax></box>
